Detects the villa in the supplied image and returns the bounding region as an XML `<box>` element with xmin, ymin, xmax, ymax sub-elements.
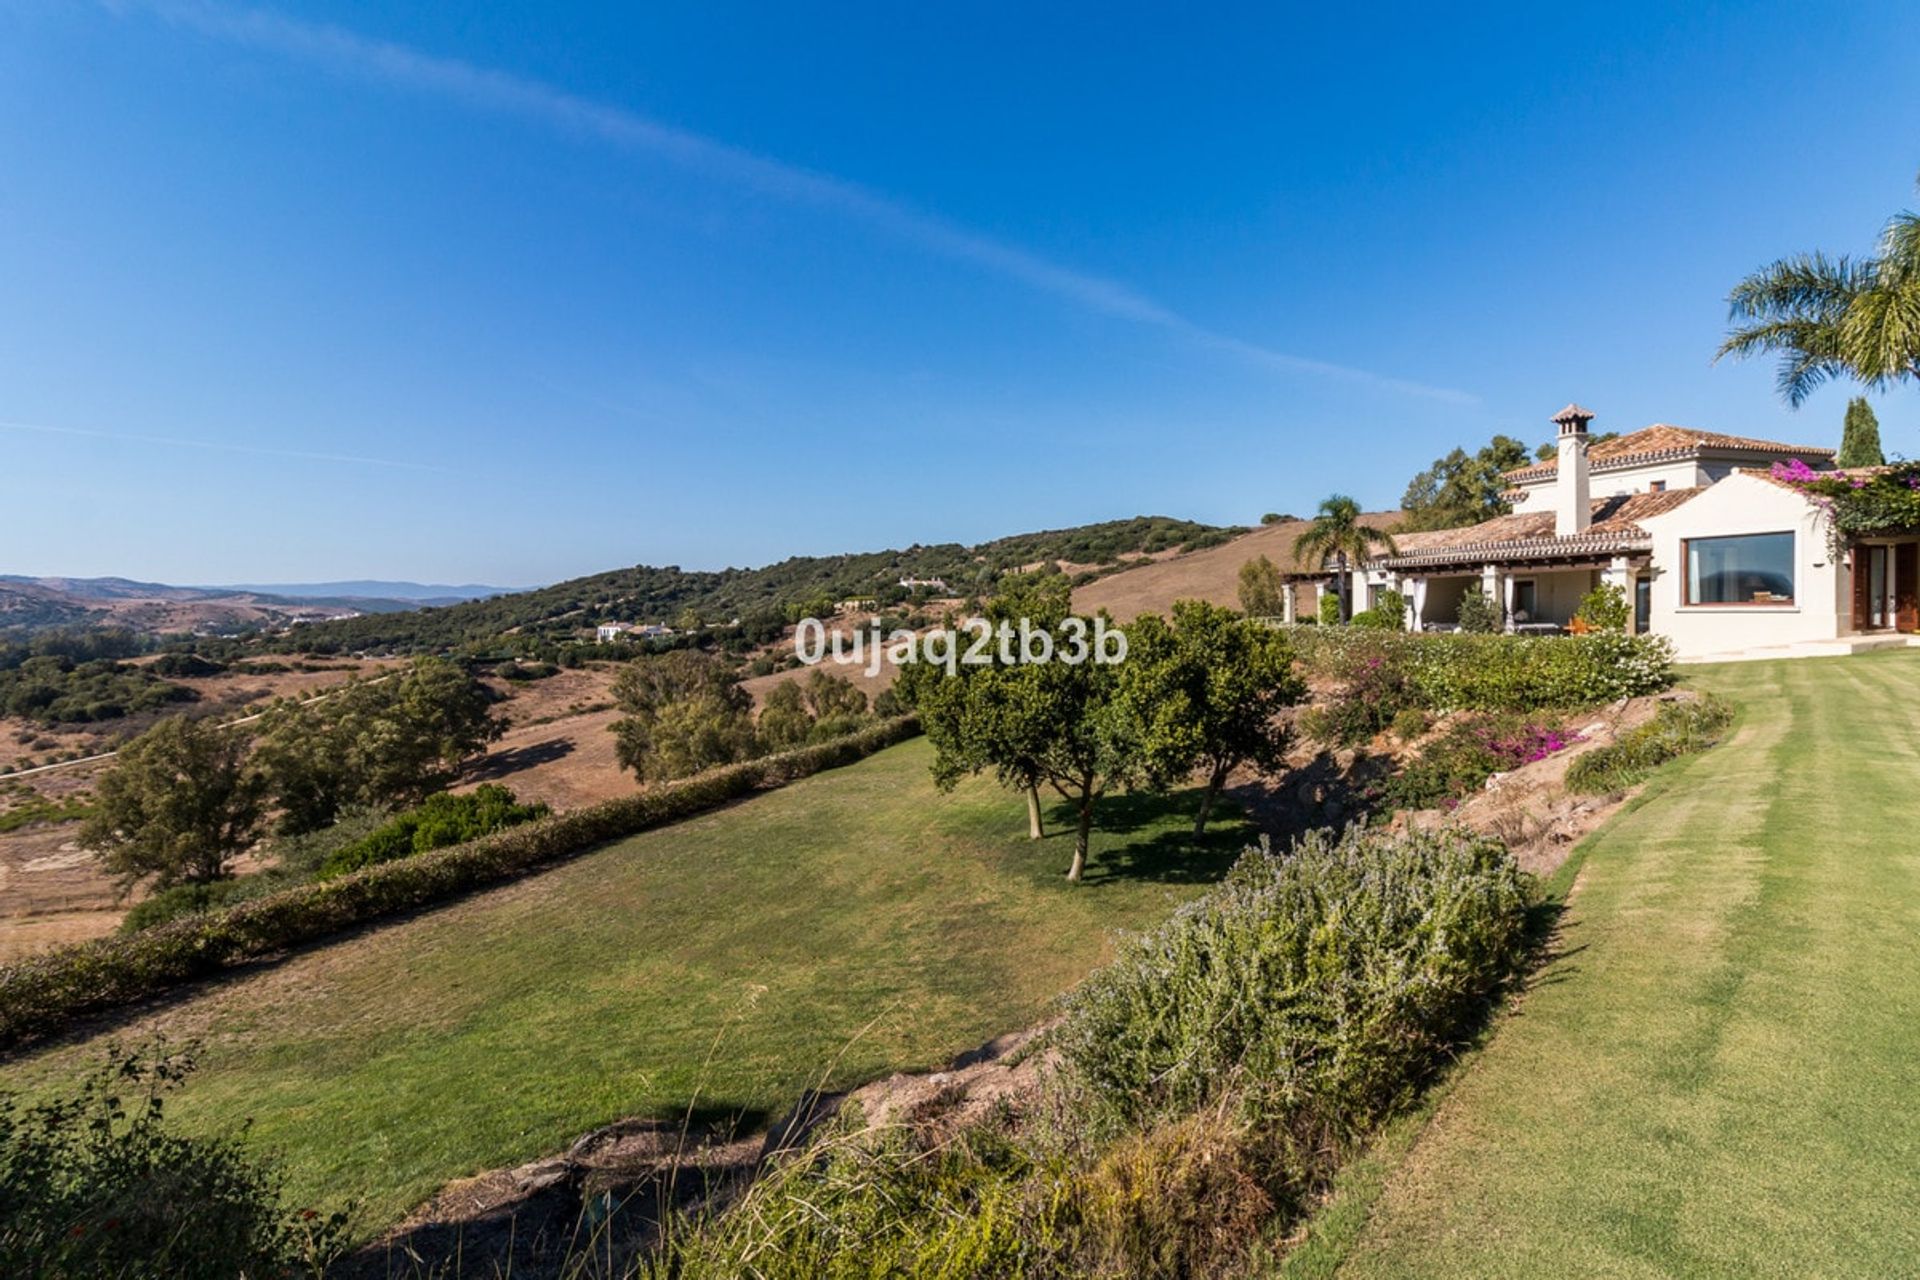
<box><xmin>1292</xmin><ymin>404</ymin><xmax>1920</xmax><ymax>661</ymax></box>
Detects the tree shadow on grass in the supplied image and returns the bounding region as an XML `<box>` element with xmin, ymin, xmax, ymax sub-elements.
<box><xmin>1225</xmin><ymin>748</ymin><xmax>1396</xmax><ymax>847</ymax></box>
<box><xmin>1069</xmin><ymin>788</ymin><xmax>1251</xmax><ymax>888</ymax></box>
<box><xmin>465</xmin><ymin>736</ymin><xmax>576</xmax><ymax>782</ymax></box>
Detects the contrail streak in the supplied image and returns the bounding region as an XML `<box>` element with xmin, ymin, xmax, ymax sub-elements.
<box><xmin>0</xmin><ymin>418</ymin><xmax>453</xmax><ymax>471</ymax></box>
<box><xmin>119</xmin><ymin>0</ymin><xmax>1480</xmax><ymax>406</ymax></box>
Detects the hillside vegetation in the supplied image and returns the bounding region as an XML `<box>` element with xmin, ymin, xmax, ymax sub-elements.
<box><xmin>269</xmin><ymin>516</ymin><xmax>1235</xmax><ymax>654</ymax></box>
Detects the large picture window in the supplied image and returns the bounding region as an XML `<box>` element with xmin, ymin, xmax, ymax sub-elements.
<box><xmin>1685</xmin><ymin>532</ymin><xmax>1795</xmax><ymax>605</ymax></box>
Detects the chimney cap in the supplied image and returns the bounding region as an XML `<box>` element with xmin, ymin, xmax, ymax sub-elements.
<box><xmin>1551</xmin><ymin>403</ymin><xmax>1596</xmax><ymax>426</ymax></box>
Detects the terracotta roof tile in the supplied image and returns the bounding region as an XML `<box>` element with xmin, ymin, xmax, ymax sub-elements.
<box><xmin>1504</xmin><ymin>424</ymin><xmax>1834</xmax><ymax>483</ymax></box>
<box><xmin>1377</xmin><ymin>488</ymin><xmax>1705</xmax><ymax>567</ymax></box>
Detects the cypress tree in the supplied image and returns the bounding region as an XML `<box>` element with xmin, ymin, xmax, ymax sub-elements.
<box><xmin>1837</xmin><ymin>396</ymin><xmax>1886</xmax><ymax>468</ymax></box>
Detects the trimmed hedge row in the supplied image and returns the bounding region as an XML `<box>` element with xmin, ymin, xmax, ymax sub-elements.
<box><xmin>1288</xmin><ymin>626</ymin><xmax>1675</xmax><ymax>711</ymax></box>
<box><xmin>0</xmin><ymin>716</ymin><xmax>920</xmax><ymax>1051</ymax></box>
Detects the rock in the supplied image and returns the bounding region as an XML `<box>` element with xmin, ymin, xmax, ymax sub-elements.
<box><xmin>511</xmin><ymin>1159</ymin><xmax>573</xmax><ymax>1194</ymax></box>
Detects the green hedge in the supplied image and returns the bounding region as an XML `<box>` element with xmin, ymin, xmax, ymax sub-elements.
<box><xmin>1288</xmin><ymin>627</ymin><xmax>1675</xmax><ymax>711</ymax></box>
<box><xmin>0</xmin><ymin>716</ymin><xmax>920</xmax><ymax>1051</ymax></box>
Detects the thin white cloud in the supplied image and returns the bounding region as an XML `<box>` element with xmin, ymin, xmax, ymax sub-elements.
<box><xmin>0</xmin><ymin>419</ymin><xmax>453</xmax><ymax>472</ymax></box>
<box><xmin>119</xmin><ymin>0</ymin><xmax>1480</xmax><ymax>407</ymax></box>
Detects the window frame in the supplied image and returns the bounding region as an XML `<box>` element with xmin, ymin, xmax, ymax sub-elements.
<box><xmin>1681</xmin><ymin>531</ymin><xmax>1797</xmax><ymax>608</ymax></box>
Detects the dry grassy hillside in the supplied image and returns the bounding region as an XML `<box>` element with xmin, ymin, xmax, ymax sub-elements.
<box><xmin>1072</xmin><ymin>512</ymin><xmax>1403</xmax><ymax>621</ymax></box>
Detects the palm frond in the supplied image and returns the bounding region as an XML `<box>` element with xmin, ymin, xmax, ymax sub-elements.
<box><xmin>1291</xmin><ymin>525</ymin><xmax>1333</xmax><ymax>570</ymax></box>
<box><xmin>1838</xmin><ymin>282</ymin><xmax>1920</xmax><ymax>386</ymax></box>
<box><xmin>1357</xmin><ymin>524</ymin><xmax>1399</xmax><ymax>557</ymax></box>
<box><xmin>1876</xmin><ymin>211</ymin><xmax>1920</xmax><ymax>284</ymax></box>
<box><xmin>1724</xmin><ymin>251</ymin><xmax>1871</xmax><ymax>324</ymax></box>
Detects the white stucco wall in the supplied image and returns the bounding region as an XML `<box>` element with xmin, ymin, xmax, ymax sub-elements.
<box><xmin>1510</xmin><ymin>459</ymin><xmax>1706</xmax><ymax>508</ymax></box>
<box><xmin>1635</xmin><ymin>472</ymin><xmax>1846</xmax><ymax>658</ymax></box>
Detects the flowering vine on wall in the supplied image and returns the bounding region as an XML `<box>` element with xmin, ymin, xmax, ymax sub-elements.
<box><xmin>1771</xmin><ymin>457</ymin><xmax>1920</xmax><ymax>557</ymax></box>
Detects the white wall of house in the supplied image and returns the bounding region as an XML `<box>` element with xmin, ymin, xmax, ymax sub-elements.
<box><xmin>1636</xmin><ymin>472</ymin><xmax>1846</xmax><ymax>658</ymax></box>
<box><xmin>1511</xmin><ymin>458</ymin><xmax>1706</xmax><ymax>508</ymax></box>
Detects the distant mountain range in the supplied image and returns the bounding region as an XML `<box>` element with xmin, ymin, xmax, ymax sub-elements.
<box><xmin>0</xmin><ymin>575</ymin><xmax>520</xmax><ymax>637</ymax></box>
<box><xmin>210</xmin><ymin>581</ymin><xmax>522</xmax><ymax>606</ymax></box>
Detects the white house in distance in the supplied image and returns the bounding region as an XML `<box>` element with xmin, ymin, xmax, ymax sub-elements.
<box><xmin>1290</xmin><ymin>404</ymin><xmax>1920</xmax><ymax>661</ymax></box>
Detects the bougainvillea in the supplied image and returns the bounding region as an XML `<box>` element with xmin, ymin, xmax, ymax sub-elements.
<box><xmin>1772</xmin><ymin>457</ymin><xmax>1920</xmax><ymax>556</ymax></box>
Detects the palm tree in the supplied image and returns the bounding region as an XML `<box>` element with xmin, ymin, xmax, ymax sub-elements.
<box><xmin>1293</xmin><ymin>494</ymin><xmax>1397</xmax><ymax>622</ymax></box>
<box><xmin>1717</xmin><ymin>182</ymin><xmax>1920</xmax><ymax>407</ymax></box>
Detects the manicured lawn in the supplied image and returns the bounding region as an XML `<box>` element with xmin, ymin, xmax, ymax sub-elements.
<box><xmin>1315</xmin><ymin>652</ymin><xmax>1920</xmax><ymax>1277</ymax></box>
<box><xmin>1</xmin><ymin>737</ymin><xmax>1247</xmax><ymax>1232</ymax></box>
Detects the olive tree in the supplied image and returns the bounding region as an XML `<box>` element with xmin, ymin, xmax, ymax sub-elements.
<box><xmin>81</xmin><ymin>716</ymin><xmax>266</xmax><ymax>888</ymax></box>
<box><xmin>609</xmin><ymin>649</ymin><xmax>755</xmax><ymax>782</ymax></box>
<box><xmin>255</xmin><ymin>659</ymin><xmax>503</xmax><ymax>834</ymax></box>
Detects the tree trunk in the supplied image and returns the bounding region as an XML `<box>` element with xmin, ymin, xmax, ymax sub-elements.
<box><xmin>1068</xmin><ymin>799</ymin><xmax>1093</xmax><ymax>883</ymax></box>
<box><xmin>1194</xmin><ymin>759</ymin><xmax>1231</xmax><ymax>837</ymax></box>
<box><xmin>1336</xmin><ymin>551</ymin><xmax>1350</xmax><ymax>622</ymax></box>
<box><xmin>1026</xmin><ymin>784</ymin><xmax>1045</xmax><ymax>839</ymax></box>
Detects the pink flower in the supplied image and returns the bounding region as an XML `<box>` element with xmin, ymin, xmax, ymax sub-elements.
<box><xmin>1770</xmin><ymin>457</ymin><xmax>1821</xmax><ymax>484</ymax></box>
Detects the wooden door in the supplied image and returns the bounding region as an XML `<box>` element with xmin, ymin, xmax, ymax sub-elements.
<box><xmin>1853</xmin><ymin>547</ymin><xmax>1873</xmax><ymax>631</ymax></box>
<box><xmin>1897</xmin><ymin>542</ymin><xmax>1919</xmax><ymax>633</ymax></box>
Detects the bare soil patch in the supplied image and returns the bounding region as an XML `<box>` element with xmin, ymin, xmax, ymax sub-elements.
<box><xmin>1395</xmin><ymin>692</ymin><xmax>1699</xmax><ymax>875</ymax></box>
<box><xmin>1072</xmin><ymin>512</ymin><xmax>1400</xmax><ymax>622</ymax></box>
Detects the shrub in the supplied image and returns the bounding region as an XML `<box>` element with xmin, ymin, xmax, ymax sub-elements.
<box><xmin>1565</xmin><ymin>696</ymin><xmax>1732</xmax><ymax>794</ymax></box>
<box><xmin>1573</xmin><ymin>582</ymin><xmax>1631</xmax><ymax>634</ymax></box>
<box><xmin>1055</xmin><ymin>825</ymin><xmax>1530</xmax><ymax>1165</ymax></box>
<box><xmin>1317</xmin><ymin>592</ymin><xmax>1344</xmax><ymax>626</ymax></box>
<box><xmin>1299</xmin><ymin>655</ymin><xmax>1419</xmax><ymax>746</ymax></box>
<box><xmin>0</xmin><ymin>717</ymin><xmax>920</xmax><ymax>1049</ymax></box>
<box><xmin>0</xmin><ymin>794</ymin><xmax>92</xmax><ymax>835</ymax></box>
<box><xmin>270</xmin><ymin>804</ymin><xmax>394</xmax><ymax>880</ymax></box>
<box><xmin>316</xmin><ymin>784</ymin><xmax>548</xmax><ymax>879</ymax></box>
<box><xmin>1455</xmin><ymin>588</ymin><xmax>1503</xmax><ymax>634</ymax></box>
<box><xmin>1288</xmin><ymin>628</ymin><xmax>1674</xmax><ymax>713</ymax></box>
<box><xmin>149</xmin><ymin>652</ymin><xmax>226</xmax><ymax>678</ymax></box>
<box><xmin>1390</xmin><ymin>707</ymin><xmax>1431</xmax><ymax>740</ymax></box>
<box><xmin>0</xmin><ymin>1041</ymin><xmax>348</xmax><ymax>1278</ymax></box>
<box><xmin>119</xmin><ymin>876</ymin><xmax>287</xmax><ymax>934</ymax></box>
<box><xmin>666</xmin><ymin>1121</ymin><xmax>1059</xmax><ymax>1279</ymax></box>
<box><xmin>1072</xmin><ymin>1113</ymin><xmax>1274</xmax><ymax>1278</ymax></box>
<box><xmin>495</xmin><ymin>660</ymin><xmax>559</xmax><ymax>681</ymax></box>
<box><xmin>1352</xmin><ymin>589</ymin><xmax>1407</xmax><ymax>631</ymax></box>
<box><xmin>1375</xmin><ymin>713</ymin><xmax>1582</xmax><ymax>812</ymax></box>
<box><xmin>0</xmin><ymin>657</ymin><xmax>196</xmax><ymax>725</ymax></box>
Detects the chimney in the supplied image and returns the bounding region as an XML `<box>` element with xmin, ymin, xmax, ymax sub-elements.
<box><xmin>1552</xmin><ymin>403</ymin><xmax>1594</xmax><ymax>536</ymax></box>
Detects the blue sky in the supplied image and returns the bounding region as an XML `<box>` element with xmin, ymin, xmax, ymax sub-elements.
<box><xmin>3</xmin><ymin>1</ymin><xmax>1917</xmax><ymax>586</ymax></box>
